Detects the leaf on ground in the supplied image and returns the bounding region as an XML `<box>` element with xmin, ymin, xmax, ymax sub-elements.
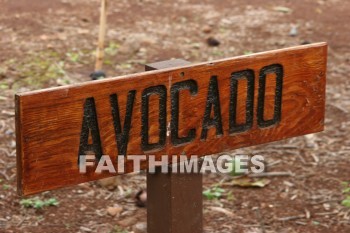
<box><xmin>20</xmin><ymin>197</ymin><xmax>59</xmax><ymax>209</ymax></box>
<box><xmin>107</xmin><ymin>206</ymin><xmax>123</xmax><ymax>217</ymax></box>
<box><xmin>203</xmin><ymin>187</ymin><xmax>225</xmax><ymax>200</ymax></box>
<box><xmin>230</xmin><ymin>178</ymin><xmax>270</xmax><ymax>188</ymax></box>
<box><xmin>208</xmin><ymin>206</ymin><xmax>235</xmax><ymax>217</ymax></box>
<box><xmin>341</xmin><ymin>197</ymin><xmax>350</xmax><ymax>208</ymax></box>
<box><xmin>273</xmin><ymin>6</ymin><xmax>292</xmax><ymax>13</ymax></box>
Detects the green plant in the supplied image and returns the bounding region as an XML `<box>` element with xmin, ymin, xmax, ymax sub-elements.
<box><xmin>111</xmin><ymin>226</ymin><xmax>128</xmax><ymax>233</ymax></box>
<box><xmin>2</xmin><ymin>184</ymin><xmax>10</xmax><ymax>190</ymax></box>
<box><xmin>228</xmin><ymin>158</ymin><xmax>246</xmax><ymax>176</ymax></box>
<box><xmin>118</xmin><ymin>63</ymin><xmax>132</xmax><ymax>69</ymax></box>
<box><xmin>100</xmin><ymin>42</ymin><xmax>121</xmax><ymax>67</ymax></box>
<box><xmin>244</xmin><ymin>51</ymin><xmax>254</xmax><ymax>55</ymax></box>
<box><xmin>203</xmin><ymin>186</ymin><xmax>225</xmax><ymax>200</ymax></box>
<box><xmin>105</xmin><ymin>42</ymin><xmax>120</xmax><ymax>56</ymax></box>
<box><xmin>0</xmin><ymin>82</ymin><xmax>9</xmax><ymax>90</ymax></box>
<box><xmin>11</xmin><ymin>50</ymin><xmax>69</xmax><ymax>89</ymax></box>
<box><xmin>20</xmin><ymin>197</ymin><xmax>59</xmax><ymax>209</ymax></box>
<box><xmin>312</xmin><ymin>221</ymin><xmax>320</xmax><ymax>226</ymax></box>
<box><xmin>66</xmin><ymin>52</ymin><xmax>81</xmax><ymax>63</ymax></box>
<box><xmin>211</xmin><ymin>50</ymin><xmax>224</xmax><ymax>56</ymax></box>
<box><xmin>64</xmin><ymin>223</ymin><xmax>71</xmax><ymax>230</ymax></box>
<box><xmin>341</xmin><ymin>198</ymin><xmax>350</xmax><ymax>208</ymax></box>
<box><xmin>122</xmin><ymin>189</ymin><xmax>133</xmax><ymax>198</ymax></box>
<box><xmin>342</xmin><ymin>182</ymin><xmax>350</xmax><ymax>193</ymax></box>
<box><xmin>226</xmin><ymin>190</ymin><xmax>234</xmax><ymax>201</ymax></box>
<box><xmin>341</xmin><ymin>182</ymin><xmax>350</xmax><ymax>208</ymax></box>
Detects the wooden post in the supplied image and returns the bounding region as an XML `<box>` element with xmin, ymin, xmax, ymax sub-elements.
<box><xmin>145</xmin><ymin>59</ymin><xmax>203</xmax><ymax>233</ymax></box>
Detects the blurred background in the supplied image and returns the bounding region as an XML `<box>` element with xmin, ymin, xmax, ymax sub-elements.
<box><xmin>0</xmin><ymin>0</ymin><xmax>349</xmax><ymax>232</ymax></box>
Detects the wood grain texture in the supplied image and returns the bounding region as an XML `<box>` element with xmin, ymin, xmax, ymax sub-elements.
<box><xmin>16</xmin><ymin>43</ymin><xmax>327</xmax><ymax>196</ymax></box>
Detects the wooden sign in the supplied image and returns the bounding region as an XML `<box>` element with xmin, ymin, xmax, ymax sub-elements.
<box><xmin>16</xmin><ymin>43</ymin><xmax>327</xmax><ymax>196</ymax></box>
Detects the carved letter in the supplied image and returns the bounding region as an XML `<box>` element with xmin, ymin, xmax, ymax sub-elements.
<box><xmin>257</xmin><ymin>64</ymin><xmax>284</xmax><ymax>128</ymax></box>
<box><xmin>78</xmin><ymin>98</ymin><xmax>103</xmax><ymax>163</ymax></box>
<box><xmin>171</xmin><ymin>80</ymin><xmax>198</xmax><ymax>146</ymax></box>
<box><xmin>201</xmin><ymin>76</ymin><xmax>223</xmax><ymax>140</ymax></box>
<box><xmin>110</xmin><ymin>90</ymin><xmax>136</xmax><ymax>156</ymax></box>
<box><xmin>141</xmin><ymin>85</ymin><xmax>167</xmax><ymax>152</ymax></box>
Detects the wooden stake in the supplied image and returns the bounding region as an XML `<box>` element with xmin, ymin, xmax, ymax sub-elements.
<box><xmin>95</xmin><ymin>0</ymin><xmax>108</xmax><ymax>71</ymax></box>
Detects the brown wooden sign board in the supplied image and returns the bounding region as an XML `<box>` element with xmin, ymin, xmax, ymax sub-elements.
<box><xmin>16</xmin><ymin>43</ymin><xmax>327</xmax><ymax>196</ymax></box>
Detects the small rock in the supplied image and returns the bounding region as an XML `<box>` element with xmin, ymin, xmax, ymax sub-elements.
<box><xmin>79</xmin><ymin>226</ymin><xmax>92</xmax><ymax>232</ymax></box>
<box><xmin>289</xmin><ymin>26</ymin><xmax>298</xmax><ymax>37</ymax></box>
<box><xmin>107</xmin><ymin>206</ymin><xmax>123</xmax><ymax>217</ymax></box>
<box><xmin>202</xmin><ymin>25</ymin><xmax>212</xmax><ymax>34</ymax></box>
<box><xmin>97</xmin><ymin>177</ymin><xmax>120</xmax><ymax>190</ymax></box>
<box><xmin>40</xmin><ymin>35</ymin><xmax>49</xmax><ymax>40</ymax></box>
<box><xmin>283</xmin><ymin>181</ymin><xmax>294</xmax><ymax>187</ymax></box>
<box><xmin>2</xmin><ymin>110</ymin><xmax>15</xmax><ymax>117</ymax></box>
<box><xmin>95</xmin><ymin>209</ymin><xmax>105</xmax><ymax>217</ymax></box>
<box><xmin>58</xmin><ymin>33</ymin><xmax>67</xmax><ymax>41</ymax></box>
<box><xmin>81</xmin><ymin>18</ymin><xmax>89</xmax><ymax>23</ymax></box>
<box><xmin>206</xmin><ymin>37</ymin><xmax>220</xmax><ymax>47</ymax></box>
<box><xmin>323</xmin><ymin>203</ymin><xmax>331</xmax><ymax>211</ymax></box>
<box><xmin>305</xmin><ymin>134</ymin><xmax>317</xmax><ymax>148</ymax></box>
<box><xmin>133</xmin><ymin>222</ymin><xmax>147</xmax><ymax>233</ymax></box>
<box><xmin>119</xmin><ymin>33</ymin><xmax>155</xmax><ymax>55</ymax></box>
<box><xmin>273</xmin><ymin>6</ymin><xmax>292</xmax><ymax>13</ymax></box>
<box><xmin>5</xmin><ymin>129</ymin><xmax>14</xmax><ymax>135</ymax></box>
<box><xmin>301</xmin><ymin>40</ymin><xmax>311</xmax><ymax>45</ymax></box>
<box><xmin>77</xmin><ymin>28</ymin><xmax>89</xmax><ymax>34</ymax></box>
<box><xmin>80</xmin><ymin>204</ymin><xmax>87</xmax><ymax>212</ymax></box>
<box><xmin>10</xmin><ymin>140</ymin><xmax>16</xmax><ymax>148</ymax></box>
<box><xmin>135</xmin><ymin>190</ymin><xmax>147</xmax><ymax>207</ymax></box>
<box><xmin>191</xmin><ymin>43</ymin><xmax>201</xmax><ymax>49</ymax></box>
<box><xmin>118</xmin><ymin>216</ymin><xmax>138</xmax><ymax>227</ymax></box>
<box><xmin>90</xmin><ymin>70</ymin><xmax>106</xmax><ymax>80</ymax></box>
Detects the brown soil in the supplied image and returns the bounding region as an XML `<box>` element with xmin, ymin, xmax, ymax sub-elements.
<box><xmin>0</xmin><ymin>0</ymin><xmax>350</xmax><ymax>232</ymax></box>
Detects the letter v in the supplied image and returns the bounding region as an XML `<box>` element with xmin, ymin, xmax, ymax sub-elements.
<box><xmin>110</xmin><ymin>91</ymin><xmax>136</xmax><ymax>156</ymax></box>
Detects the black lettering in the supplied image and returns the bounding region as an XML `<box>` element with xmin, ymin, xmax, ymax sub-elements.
<box><xmin>110</xmin><ymin>91</ymin><xmax>136</xmax><ymax>156</ymax></box>
<box><xmin>229</xmin><ymin>70</ymin><xmax>255</xmax><ymax>134</ymax></box>
<box><xmin>78</xmin><ymin>97</ymin><xmax>103</xmax><ymax>163</ymax></box>
<box><xmin>257</xmin><ymin>64</ymin><xmax>284</xmax><ymax>128</ymax></box>
<box><xmin>171</xmin><ymin>80</ymin><xmax>198</xmax><ymax>146</ymax></box>
<box><xmin>201</xmin><ymin>76</ymin><xmax>223</xmax><ymax>140</ymax></box>
<box><xmin>141</xmin><ymin>85</ymin><xmax>167</xmax><ymax>152</ymax></box>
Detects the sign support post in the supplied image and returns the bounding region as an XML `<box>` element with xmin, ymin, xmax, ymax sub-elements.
<box><xmin>145</xmin><ymin>59</ymin><xmax>203</xmax><ymax>233</ymax></box>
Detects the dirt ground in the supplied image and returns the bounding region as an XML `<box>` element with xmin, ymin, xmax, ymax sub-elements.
<box><xmin>0</xmin><ymin>0</ymin><xmax>350</xmax><ymax>232</ymax></box>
